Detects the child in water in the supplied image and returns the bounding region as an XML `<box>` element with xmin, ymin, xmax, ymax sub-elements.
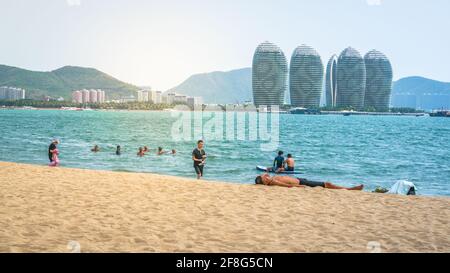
<box><xmin>49</xmin><ymin>148</ymin><xmax>60</xmax><ymax>167</ymax></box>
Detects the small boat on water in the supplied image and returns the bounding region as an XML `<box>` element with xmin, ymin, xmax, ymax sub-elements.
<box><xmin>430</xmin><ymin>110</ymin><xmax>450</xmax><ymax>117</ymax></box>
<box><xmin>289</xmin><ymin>107</ymin><xmax>321</xmax><ymax>115</ymax></box>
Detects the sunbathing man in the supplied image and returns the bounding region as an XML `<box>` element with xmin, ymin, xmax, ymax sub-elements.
<box><xmin>255</xmin><ymin>173</ymin><xmax>364</xmax><ymax>190</ymax></box>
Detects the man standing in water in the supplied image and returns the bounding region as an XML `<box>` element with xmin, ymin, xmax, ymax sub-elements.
<box><xmin>48</xmin><ymin>139</ymin><xmax>59</xmax><ymax>163</ymax></box>
<box><xmin>192</xmin><ymin>140</ymin><xmax>206</xmax><ymax>180</ymax></box>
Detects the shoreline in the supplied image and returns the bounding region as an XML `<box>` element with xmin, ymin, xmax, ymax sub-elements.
<box><xmin>0</xmin><ymin>161</ymin><xmax>449</xmax><ymax>253</ymax></box>
<box><xmin>1</xmin><ymin>106</ymin><xmax>429</xmax><ymax>116</ymax></box>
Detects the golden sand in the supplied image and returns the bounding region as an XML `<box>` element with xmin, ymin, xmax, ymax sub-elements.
<box><xmin>0</xmin><ymin>161</ymin><xmax>449</xmax><ymax>253</ymax></box>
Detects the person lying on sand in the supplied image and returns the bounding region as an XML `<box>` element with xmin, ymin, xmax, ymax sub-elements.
<box><xmin>255</xmin><ymin>173</ymin><xmax>364</xmax><ymax>190</ymax></box>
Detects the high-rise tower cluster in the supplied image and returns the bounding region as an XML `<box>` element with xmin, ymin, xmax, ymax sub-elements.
<box><xmin>252</xmin><ymin>42</ymin><xmax>393</xmax><ymax>111</ymax></box>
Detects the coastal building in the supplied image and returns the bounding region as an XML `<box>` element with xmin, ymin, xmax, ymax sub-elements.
<box><xmin>89</xmin><ymin>90</ymin><xmax>98</xmax><ymax>103</ymax></box>
<box><xmin>82</xmin><ymin>90</ymin><xmax>90</xmax><ymax>103</ymax></box>
<box><xmin>154</xmin><ymin>91</ymin><xmax>162</xmax><ymax>104</ymax></box>
<box><xmin>187</xmin><ymin>96</ymin><xmax>203</xmax><ymax>108</ymax></box>
<box><xmin>364</xmin><ymin>50</ymin><xmax>393</xmax><ymax>112</ymax></box>
<box><xmin>336</xmin><ymin>47</ymin><xmax>366</xmax><ymax>110</ymax></box>
<box><xmin>166</xmin><ymin>93</ymin><xmax>176</xmax><ymax>104</ymax></box>
<box><xmin>325</xmin><ymin>55</ymin><xmax>338</xmax><ymax>107</ymax></box>
<box><xmin>137</xmin><ymin>90</ymin><xmax>149</xmax><ymax>102</ymax></box>
<box><xmin>174</xmin><ymin>95</ymin><xmax>188</xmax><ymax>104</ymax></box>
<box><xmin>73</xmin><ymin>89</ymin><xmax>106</xmax><ymax>104</ymax></box>
<box><xmin>0</xmin><ymin>87</ymin><xmax>26</xmax><ymax>100</ymax></box>
<box><xmin>289</xmin><ymin>45</ymin><xmax>324</xmax><ymax>108</ymax></box>
<box><xmin>96</xmin><ymin>90</ymin><xmax>106</xmax><ymax>103</ymax></box>
<box><xmin>120</xmin><ymin>95</ymin><xmax>136</xmax><ymax>103</ymax></box>
<box><xmin>252</xmin><ymin>41</ymin><xmax>288</xmax><ymax>107</ymax></box>
<box><xmin>72</xmin><ymin>91</ymin><xmax>83</xmax><ymax>103</ymax></box>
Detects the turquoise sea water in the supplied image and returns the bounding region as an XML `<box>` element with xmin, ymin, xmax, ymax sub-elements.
<box><xmin>0</xmin><ymin>109</ymin><xmax>449</xmax><ymax>196</ymax></box>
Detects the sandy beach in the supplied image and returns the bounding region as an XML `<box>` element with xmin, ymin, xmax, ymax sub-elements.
<box><xmin>0</xmin><ymin>161</ymin><xmax>449</xmax><ymax>253</ymax></box>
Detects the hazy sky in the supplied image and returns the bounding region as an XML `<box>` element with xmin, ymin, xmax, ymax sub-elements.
<box><xmin>1</xmin><ymin>0</ymin><xmax>449</xmax><ymax>90</ymax></box>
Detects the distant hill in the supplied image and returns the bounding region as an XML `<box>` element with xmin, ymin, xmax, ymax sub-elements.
<box><xmin>168</xmin><ymin>68</ymin><xmax>450</xmax><ymax>110</ymax></box>
<box><xmin>391</xmin><ymin>76</ymin><xmax>450</xmax><ymax>110</ymax></box>
<box><xmin>167</xmin><ymin>68</ymin><xmax>252</xmax><ymax>104</ymax></box>
<box><xmin>0</xmin><ymin>65</ymin><xmax>139</xmax><ymax>100</ymax></box>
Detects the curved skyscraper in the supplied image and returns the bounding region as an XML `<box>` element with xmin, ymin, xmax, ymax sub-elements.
<box><xmin>252</xmin><ymin>41</ymin><xmax>288</xmax><ymax>107</ymax></box>
<box><xmin>289</xmin><ymin>45</ymin><xmax>324</xmax><ymax>108</ymax></box>
<box><xmin>336</xmin><ymin>47</ymin><xmax>366</xmax><ymax>110</ymax></box>
<box><xmin>325</xmin><ymin>55</ymin><xmax>338</xmax><ymax>107</ymax></box>
<box><xmin>364</xmin><ymin>50</ymin><xmax>393</xmax><ymax>112</ymax></box>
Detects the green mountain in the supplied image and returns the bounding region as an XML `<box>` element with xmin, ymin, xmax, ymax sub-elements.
<box><xmin>0</xmin><ymin>65</ymin><xmax>139</xmax><ymax>100</ymax></box>
<box><xmin>167</xmin><ymin>68</ymin><xmax>252</xmax><ymax>104</ymax></box>
<box><xmin>392</xmin><ymin>76</ymin><xmax>450</xmax><ymax>110</ymax></box>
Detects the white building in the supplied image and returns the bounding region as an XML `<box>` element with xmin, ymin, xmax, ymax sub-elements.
<box><xmin>187</xmin><ymin>96</ymin><xmax>203</xmax><ymax>108</ymax></box>
<box><xmin>137</xmin><ymin>90</ymin><xmax>151</xmax><ymax>102</ymax></box>
<box><xmin>82</xmin><ymin>90</ymin><xmax>90</xmax><ymax>103</ymax></box>
<box><xmin>174</xmin><ymin>95</ymin><xmax>188</xmax><ymax>104</ymax></box>
<box><xmin>72</xmin><ymin>91</ymin><xmax>82</xmax><ymax>103</ymax></box>
<box><xmin>89</xmin><ymin>90</ymin><xmax>98</xmax><ymax>103</ymax></box>
<box><xmin>97</xmin><ymin>90</ymin><xmax>106</xmax><ymax>103</ymax></box>
<box><xmin>73</xmin><ymin>89</ymin><xmax>106</xmax><ymax>104</ymax></box>
<box><xmin>165</xmin><ymin>93</ymin><xmax>176</xmax><ymax>104</ymax></box>
<box><xmin>0</xmin><ymin>87</ymin><xmax>26</xmax><ymax>100</ymax></box>
<box><xmin>154</xmin><ymin>91</ymin><xmax>162</xmax><ymax>104</ymax></box>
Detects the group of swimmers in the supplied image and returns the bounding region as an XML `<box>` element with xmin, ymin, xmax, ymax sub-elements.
<box><xmin>90</xmin><ymin>144</ymin><xmax>177</xmax><ymax>157</ymax></box>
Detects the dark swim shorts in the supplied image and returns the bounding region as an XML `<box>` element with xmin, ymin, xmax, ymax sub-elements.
<box><xmin>297</xmin><ymin>178</ymin><xmax>325</xmax><ymax>188</ymax></box>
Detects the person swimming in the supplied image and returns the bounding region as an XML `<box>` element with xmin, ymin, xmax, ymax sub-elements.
<box><xmin>137</xmin><ymin>147</ymin><xmax>145</xmax><ymax>157</ymax></box>
<box><xmin>157</xmin><ymin>147</ymin><xmax>165</xmax><ymax>155</ymax></box>
<box><xmin>91</xmin><ymin>145</ymin><xmax>100</xmax><ymax>153</ymax></box>
<box><xmin>143</xmin><ymin>146</ymin><xmax>149</xmax><ymax>153</ymax></box>
<box><xmin>116</xmin><ymin>145</ymin><xmax>121</xmax><ymax>155</ymax></box>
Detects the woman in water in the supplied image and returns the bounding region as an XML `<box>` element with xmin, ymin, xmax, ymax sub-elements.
<box><xmin>143</xmin><ymin>146</ymin><xmax>150</xmax><ymax>153</ymax></box>
<box><xmin>49</xmin><ymin>148</ymin><xmax>60</xmax><ymax>167</ymax></box>
<box><xmin>115</xmin><ymin>145</ymin><xmax>121</xmax><ymax>155</ymax></box>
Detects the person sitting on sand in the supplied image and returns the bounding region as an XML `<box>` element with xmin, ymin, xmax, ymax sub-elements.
<box><xmin>116</xmin><ymin>145</ymin><xmax>121</xmax><ymax>156</ymax></box>
<box><xmin>255</xmin><ymin>173</ymin><xmax>364</xmax><ymax>191</ymax></box>
<box><xmin>137</xmin><ymin>147</ymin><xmax>145</xmax><ymax>157</ymax></box>
<box><xmin>284</xmin><ymin>154</ymin><xmax>295</xmax><ymax>172</ymax></box>
<box><xmin>91</xmin><ymin>145</ymin><xmax>100</xmax><ymax>153</ymax></box>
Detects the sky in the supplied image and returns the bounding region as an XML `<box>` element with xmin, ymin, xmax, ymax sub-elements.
<box><xmin>0</xmin><ymin>0</ymin><xmax>449</xmax><ymax>90</ymax></box>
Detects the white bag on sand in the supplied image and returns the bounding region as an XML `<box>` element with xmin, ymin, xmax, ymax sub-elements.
<box><xmin>388</xmin><ymin>180</ymin><xmax>417</xmax><ymax>195</ymax></box>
